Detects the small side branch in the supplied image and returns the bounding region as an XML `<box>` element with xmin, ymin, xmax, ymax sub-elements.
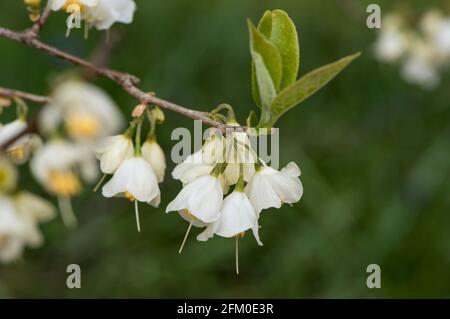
<box><xmin>0</xmin><ymin>86</ymin><xmax>50</xmax><ymax>104</ymax></box>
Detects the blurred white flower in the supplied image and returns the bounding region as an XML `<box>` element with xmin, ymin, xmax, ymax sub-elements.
<box><xmin>141</xmin><ymin>137</ymin><xmax>166</xmax><ymax>183</ymax></box>
<box><xmin>50</xmin><ymin>0</ymin><xmax>136</xmax><ymax>32</ymax></box>
<box><xmin>94</xmin><ymin>134</ymin><xmax>134</xmax><ymax>175</ymax></box>
<box><xmin>0</xmin><ymin>157</ymin><xmax>18</xmax><ymax>193</ymax></box>
<box><xmin>245</xmin><ymin>162</ymin><xmax>303</xmax><ymax>215</ymax></box>
<box><xmin>40</xmin><ymin>81</ymin><xmax>125</xmax><ymax>142</ymax></box>
<box><xmin>31</xmin><ymin>139</ymin><xmax>98</xmax><ymax>227</ymax></box>
<box><xmin>0</xmin><ymin>119</ymin><xmax>42</xmax><ymax>164</ymax></box>
<box><xmin>102</xmin><ymin>156</ymin><xmax>160</xmax><ymax>232</ymax></box>
<box><xmin>166</xmin><ymin>175</ymin><xmax>223</xmax><ymax>224</ymax></box>
<box><xmin>401</xmin><ymin>40</ymin><xmax>440</xmax><ymax>90</ymax></box>
<box><xmin>0</xmin><ymin>196</ymin><xmax>27</xmax><ymax>263</ymax></box>
<box><xmin>0</xmin><ymin>193</ymin><xmax>55</xmax><ymax>263</ymax></box>
<box><xmin>374</xmin><ymin>15</ymin><xmax>407</xmax><ymax>62</ymax></box>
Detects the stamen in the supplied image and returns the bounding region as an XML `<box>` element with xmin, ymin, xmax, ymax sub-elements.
<box><xmin>93</xmin><ymin>174</ymin><xmax>107</xmax><ymax>193</ymax></box>
<box><xmin>134</xmin><ymin>200</ymin><xmax>141</xmax><ymax>232</ymax></box>
<box><xmin>235</xmin><ymin>235</ymin><xmax>239</xmax><ymax>275</ymax></box>
<box><xmin>179</xmin><ymin>220</ymin><xmax>194</xmax><ymax>254</ymax></box>
<box><xmin>58</xmin><ymin>196</ymin><xmax>77</xmax><ymax>228</ymax></box>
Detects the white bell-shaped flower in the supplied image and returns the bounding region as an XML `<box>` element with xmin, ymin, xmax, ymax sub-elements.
<box><xmin>166</xmin><ymin>175</ymin><xmax>223</xmax><ymax>224</ymax></box>
<box><xmin>374</xmin><ymin>15</ymin><xmax>407</xmax><ymax>63</ymax></box>
<box><xmin>40</xmin><ymin>81</ymin><xmax>124</xmax><ymax>142</ymax></box>
<box><xmin>0</xmin><ymin>158</ymin><xmax>18</xmax><ymax>193</ymax></box>
<box><xmin>245</xmin><ymin>162</ymin><xmax>303</xmax><ymax>215</ymax></box>
<box><xmin>50</xmin><ymin>0</ymin><xmax>136</xmax><ymax>32</ymax></box>
<box><xmin>212</xmin><ymin>191</ymin><xmax>262</xmax><ymax>246</ymax></box>
<box><xmin>102</xmin><ymin>156</ymin><xmax>160</xmax><ymax>232</ymax></box>
<box><xmin>0</xmin><ymin>196</ymin><xmax>27</xmax><ymax>263</ymax></box>
<box><xmin>94</xmin><ymin>134</ymin><xmax>134</xmax><ymax>175</ymax></box>
<box><xmin>31</xmin><ymin>139</ymin><xmax>98</xmax><ymax>227</ymax></box>
<box><xmin>172</xmin><ymin>150</ymin><xmax>213</xmax><ymax>184</ymax></box>
<box><xmin>141</xmin><ymin>138</ymin><xmax>166</xmax><ymax>183</ymax></box>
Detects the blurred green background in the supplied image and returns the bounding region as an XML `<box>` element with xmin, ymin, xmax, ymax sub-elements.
<box><xmin>1</xmin><ymin>0</ymin><xmax>450</xmax><ymax>298</ymax></box>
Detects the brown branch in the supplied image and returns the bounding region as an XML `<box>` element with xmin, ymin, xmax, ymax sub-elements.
<box><xmin>0</xmin><ymin>86</ymin><xmax>51</xmax><ymax>104</ymax></box>
<box><xmin>0</xmin><ymin>26</ymin><xmax>225</xmax><ymax>130</ymax></box>
<box><xmin>30</xmin><ymin>3</ymin><xmax>52</xmax><ymax>36</ymax></box>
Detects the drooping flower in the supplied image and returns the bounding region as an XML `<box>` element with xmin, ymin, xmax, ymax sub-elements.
<box><xmin>245</xmin><ymin>162</ymin><xmax>303</xmax><ymax>215</ymax></box>
<box><xmin>0</xmin><ymin>193</ymin><xmax>55</xmax><ymax>263</ymax></box>
<box><xmin>40</xmin><ymin>80</ymin><xmax>125</xmax><ymax>143</ymax></box>
<box><xmin>0</xmin><ymin>158</ymin><xmax>18</xmax><ymax>193</ymax></box>
<box><xmin>102</xmin><ymin>156</ymin><xmax>160</xmax><ymax>232</ymax></box>
<box><xmin>141</xmin><ymin>137</ymin><xmax>166</xmax><ymax>183</ymax></box>
<box><xmin>94</xmin><ymin>134</ymin><xmax>134</xmax><ymax>175</ymax></box>
<box><xmin>172</xmin><ymin>150</ymin><xmax>214</xmax><ymax>184</ymax></box>
<box><xmin>374</xmin><ymin>14</ymin><xmax>407</xmax><ymax>63</ymax></box>
<box><xmin>0</xmin><ymin>119</ymin><xmax>42</xmax><ymax>164</ymax></box>
<box><xmin>0</xmin><ymin>196</ymin><xmax>27</xmax><ymax>263</ymax></box>
<box><xmin>401</xmin><ymin>39</ymin><xmax>440</xmax><ymax>90</ymax></box>
<box><xmin>50</xmin><ymin>0</ymin><xmax>136</xmax><ymax>34</ymax></box>
<box><xmin>31</xmin><ymin>139</ymin><xmax>98</xmax><ymax>227</ymax></box>
<box><xmin>166</xmin><ymin>174</ymin><xmax>223</xmax><ymax>224</ymax></box>
<box><xmin>210</xmin><ymin>191</ymin><xmax>262</xmax><ymax>245</ymax></box>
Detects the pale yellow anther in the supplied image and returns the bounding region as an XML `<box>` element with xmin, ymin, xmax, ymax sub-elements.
<box><xmin>49</xmin><ymin>171</ymin><xmax>81</xmax><ymax>197</ymax></box>
<box><xmin>7</xmin><ymin>147</ymin><xmax>26</xmax><ymax>162</ymax></box>
<box><xmin>124</xmin><ymin>191</ymin><xmax>136</xmax><ymax>202</ymax></box>
<box><xmin>63</xmin><ymin>0</ymin><xmax>85</xmax><ymax>12</ymax></box>
<box><xmin>24</xmin><ymin>0</ymin><xmax>41</xmax><ymax>7</ymax></box>
<box><xmin>65</xmin><ymin>113</ymin><xmax>101</xmax><ymax>139</ymax></box>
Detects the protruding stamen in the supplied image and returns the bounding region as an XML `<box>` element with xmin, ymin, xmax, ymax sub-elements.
<box><xmin>93</xmin><ymin>174</ymin><xmax>107</xmax><ymax>193</ymax></box>
<box><xmin>179</xmin><ymin>220</ymin><xmax>193</xmax><ymax>254</ymax></box>
<box><xmin>235</xmin><ymin>235</ymin><xmax>239</xmax><ymax>275</ymax></box>
<box><xmin>58</xmin><ymin>196</ymin><xmax>77</xmax><ymax>229</ymax></box>
<box><xmin>134</xmin><ymin>200</ymin><xmax>141</xmax><ymax>233</ymax></box>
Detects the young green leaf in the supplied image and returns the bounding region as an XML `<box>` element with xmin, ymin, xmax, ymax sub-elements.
<box><xmin>249</xmin><ymin>20</ymin><xmax>282</xmax><ymax>108</ymax></box>
<box><xmin>269</xmin><ymin>52</ymin><xmax>361</xmax><ymax>125</ymax></box>
<box><xmin>253</xmin><ymin>51</ymin><xmax>277</xmax><ymax>125</ymax></box>
<box><xmin>258</xmin><ymin>10</ymin><xmax>300</xmax><ymax>90</ymax></box>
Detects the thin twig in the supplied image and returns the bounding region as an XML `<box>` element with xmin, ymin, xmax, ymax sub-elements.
<box><xmin>0</xmin><ymin>86</ymin><xmax>51</xmax><ymax>104</ymax></box>
<box><xmin>0</xmin><ymin>26</ymin><xmax>225</xmax><ymax>130</ymax></box>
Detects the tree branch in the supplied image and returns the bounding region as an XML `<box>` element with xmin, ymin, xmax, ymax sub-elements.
<box><xmin>0</xmin><ymin>27</ymin><xmax>226</xmax><ymax>130</ymax></box>
<box><xmin>0</xmin><ymin>86</ymin><xmax>51</xmax><ymax>104</ymax></box>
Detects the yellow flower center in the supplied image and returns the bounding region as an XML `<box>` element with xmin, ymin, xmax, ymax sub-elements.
<box><xmin>65</xmin><ymin>113</ymin><xmax>101</xmax><ymax>139</ymax></box>
<box><xmin>0</xmin><ymin>235</ymin><xmax>6</xmax><ymax>246</ymax></box>
<box><xmin>48</xmin><ymin>171</ymin><xmax>81</xmax><ymax>197</ymax></box>
<box><xmin>182</xmin><ymin>209</ymin><xmax>198</xmax><ymax>222</ymax></box>
<box><xmin>7</xmin><ymin>146</ymin><xmax>26</xmax><ymax>163</ymax></box>
<box><xmin>0</xmin><ymin>163</ymin><xmax>16</xmax><ymax>192</ymax></box>
<box><xmin>63</xmin><ymin>0</ymin><xmax>86</xmax><ymax>13</ymax></box>
<box><xmin>124</xmin><ymin>192</ymin><xmax>136</xmax><ymax>202</ymax></box>
<box><xmin>237</xmin><ymin>232</ymin><xmax>245</xmax><ymax>239</ymax></box>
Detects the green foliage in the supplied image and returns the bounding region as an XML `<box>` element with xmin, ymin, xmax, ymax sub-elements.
<box><xmin>270</xmin><ymin>52</ymin><xmax>361</xmax><ymax>125</ymax></box>
<box><xmin>249</xmin><ymin>10</ymin><xmax>359</xmax><ymax>127</ymax></box>
<box><xmin>258</xmin><ymin>10</ymin><xmax>300</xmax><ymax>90</ymax></box>
<box><xmin>249</xmin><ymin>20</ymin><xmax>282</xmax><ymax>110</ymax></box>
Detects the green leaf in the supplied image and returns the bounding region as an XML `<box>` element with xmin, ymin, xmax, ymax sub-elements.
<box><xmin>270</xmin><ymin>52</ymin><xmax>361</xmax><ymax>125</ymax></box>
<box><xmin>249</xmin><ymin>20</ymin><xmax>282</xmax><ymax>108</ymax></box>
<box><xmin>253</xmin><ymin>51</ymin><xmax>277</xmax><ymax>125</ymax></box>
<box><xmin>258</xmin><ymin>10</ymin><xmax>300</xmax><ymax>90</ymax></box>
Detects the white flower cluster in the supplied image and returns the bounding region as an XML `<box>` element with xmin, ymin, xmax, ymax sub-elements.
<box><xmin>95</xmin><ymin>107</ymin><xmax>166</xmax><ymax>232</ymax></box>
<box><xmin>374</xmin><ymin>10</ymin><xmax>450</xmax><ymax>89</ymax></box>
<box><xmin>166</xmin><ymin>126</ymin><xmax>303</xmax><ymax>270</ymax></box>
<box><xmin>49</xmin><ymin>0</ymin><xmax>136</xmax><ymax>35</ymax></box>
<box><xmin>31</xmin><ymin>80</ymin><xmax>126</xmax><ymax>228</ymax></box>
<box><xmin>0</xmin><ymin>158</ymin><xmax>55</xmax><ymax>263</ymax></box>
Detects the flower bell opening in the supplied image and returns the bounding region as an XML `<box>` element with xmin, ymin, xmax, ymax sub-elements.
<box><xmin>65</xmin><ymin>113</ymin><xmax>101</xmax><ymax>139</ymax></box>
